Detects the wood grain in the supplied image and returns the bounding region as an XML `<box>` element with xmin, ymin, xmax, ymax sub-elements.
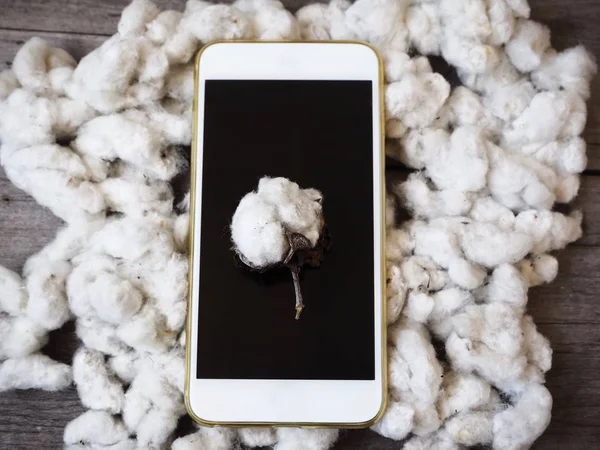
<box><xmin>0</xmin><ymin>0</ymin><xmax>599</xmax><ymax>449</ymax></box>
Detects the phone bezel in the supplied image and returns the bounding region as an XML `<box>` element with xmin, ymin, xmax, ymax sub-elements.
<box><xmin>185</xmin><ymin>41</ymin><xmax>387</xmax><ymax>428</ymax></box>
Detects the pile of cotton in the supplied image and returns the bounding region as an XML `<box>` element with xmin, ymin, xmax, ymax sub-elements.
<box><xmin>0</xmin><ymin>0</ymin><xmax>595</xmax><ymax>448</ymax></box>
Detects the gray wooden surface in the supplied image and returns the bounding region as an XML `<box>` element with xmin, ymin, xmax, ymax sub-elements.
<box><xmin>0</xmin><ymin>1</ymin><xmax>599</xmax><ymax>449</ymax></box>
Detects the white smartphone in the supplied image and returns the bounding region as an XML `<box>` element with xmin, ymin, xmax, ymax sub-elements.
<box><xmin>186</xmin><ymin>41</ymin><xmax>385</xmax><ymax>427</ymax></box>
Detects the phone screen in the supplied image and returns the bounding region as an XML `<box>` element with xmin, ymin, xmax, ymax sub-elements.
<box><xmin>196</xmin><ymin>80</ymin><xmax>376</xmax><ymax>381</ymax></box>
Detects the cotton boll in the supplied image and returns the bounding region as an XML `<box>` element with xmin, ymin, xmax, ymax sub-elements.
<box><xmin>231</xmin><ymin>177</ymin><xmax>323</xmax><ymax>268</ymax></box>
<box><xmin>371</xmin><ymin>400</ymin><xmax>414</xmax><ymax>440</ymax></box>
<box><xmin>492</xmin><ymin>384</ymin><xmax>552</xmax><ymax>450</ymax></box>
<box><xmin>404</xmin><ymin>430</ymin><xmax>460</xmax><ymax>450</ymax></box>
<box><xmin>184</xmin><ymin>5</ymin><xmax>252</xmax><ymax>43</ymax></box>
<box><xmin>0</xmin><ymin>266</ymin><xmax>27</xmax><ymax>315</ymax></box>
<box><xmin>0</xmin><ymin>90</ymin><xmax>55</xmax><ymax>149</ymax></box>
<box><xmin>73</xmin><ymin>348</ymin><xmax>125</xmax><ymax>414</ymax></box>
<box><xmin>483</xmin><ymin>263</ymin><xmax>528</xmax><ymax>308</ymax></box>
<box><xmin>506</xmin><ymin>19</ymin><xmax>551</xmax><ymax>72</ymax></box>
<box><xmin>74</xmin><ymin>112</ymin><xmax>184</xmax><ymax>181</ymax></box>
<box><xmin>459</xmin><ymin>53</ymin><xmax>520</xmax><ymax>95</ymax></box>
<box><xmin>345</xmin><ymin>0</ymin><xmax>410</xmax><ymax>52</ymax></box>
<box><xmin>12</xmin><ymin>38</ymin><xmax>75</xmax><ymax>94</ymax></box>
<box><xmin>446</xmin><ymin>331</ymin><xmax>527</xmax><ymax>386</ymax></box>
<box><xmin>64</xmin><ymin>410</ymin><xmax>129</xmax><ymax>446</ymax></box>
<box><xmin>504</xmin><ymin>0</ymin><xmax>530</xmax><ymax>18</ymax></box>
<box><xmin>76</xmin><ymin>318</ymin><xmax>131</xmax><ymax>356</ymax></box>
<box><xmin>386</xmin><ymin>73</ymin><xmax>450</xmax><ymax>128</ymax></box>
<box><xmin>403</xmin><ymin>291</ymin><xmax>435</xmax><ymax>323</ymax></box>
<box><xmin>438</xmin><ymin>371</ymin><xmax>493</xmax><ymax>420</ymax></box>
<box><xmin>24</xmin><ymin>259</ymin><xmax>71</xmax><ymax>330</ymax></box>
<box><xmin>235</xmin><ymin>0</ymin><xmax>300</xmax><ymax>40</ymax></box>
<box><xmin>275</xmin><ymin>428</ymin><xmax>339</xmax><ymax>450</ymax></box>
<box><xmin>503</xmin><ymin>91</ymin><xmax>585</xmax><ymax>148</ymax></box>
<box><xmin>136</xmin><ymin>407</ymin><xmax>180</xmax><ymax>448</ymax></box>
<box><xmin>381</xmin><ymin>51</ymin><xmax>429</xmax><ymax>83</ymax></box>
<box><xmin>426</xmin><ymin>127</ymin><xmax>489</xmax><ymax>192</ymax></box>
<box><xmin>390</xmin><ymin>320</ymin><xmax>443</xmax><ymax>405</ymax></box>
<box><xmin>445</xmin><ymin>411</ymin><xmax>493</xmax><ymax>446</ymax></box>
<box><xmin>67</xmin><ymin>255</ymin><xmax>144</xmax><ymax>325</ymax></box>
<box><xmin>487</xmin><ymin>143</ymin><xmax>556</xmax><ymax>211</ymax></box>
<box><xmin>172</xmin><ymin>427</ymin><xmax>236</xmax><ymax>450</ymax></box>
<box><xmin>484</xmin><ymin>79</ymin><xmax>536</xmax><ymax>122</ymax></box>
<box><xmin>407</xmin><ymin>2</ymin><xmax>442</xmax><ymax>55</ymax></box>
<box><xmin>519</xmin><ymin>254</ymin><xmax>558</xmax><ymax>287</ymax></box>
<box><xmin>428</xmin><ymin>287</ymin><xmax>474</xmax><ymax>339</ymax></box>
<box><xmin>514</xmin><ymin>210</ymin><xmax>582</xmax><ymax>254</ymax></box>
<box><xmin>386</xmin><ymin>228</ymin><xmax>414</xmax><ymax>260</ymax></box>
<box><xmin>460</xmin><ymin>221</ymin><xmax>533</xmax><ymax>268</ymax></box>
<box><xmin>396</xmin><ymin>173</ymin><xmax>474</xmax><ymax>219</ymax></box>
<box><xmin>54</xmin><ymin>97</ymin><xmax>97</xmax><ymax>139</ymax></box>
<box><xmin>524</xmin><ymin>137</ymin><xmax>587</xmax><ymax>174</ymax></box>
<box><xmin>399</xmin><ymin>127</ymin><xmax>449</xmax><ymax>169</ymax></box>
<box><xmin>118</xmin><ymin>0</ymin><xmax>160</xmax><ymax>37</ymax></box>
<box><xmin>448</xmin><ymin>258</ymin><xmax>487</xmax><ymax>290</ymax></box>
<box><xmin>532</xmin><ymin>46</ymin><xmax>597</xmax><ymax>99</ymax></box>
<box><xmin>163</xmin><ymin>28</ymin><xmax>199</xmax><ymax>65</ymax></box>
<box><xmin>410</xmin><ymin>221</ymin><xmax>463</xmax><ymax>269</ymax></box>
<box><xmin>117</xmin><ymin>303</ymin><xmax>177</xmax><ymax>353</ymax></box>
<box><xmin>401</xmin><ymin>255</ymin><xmax>450</xmax><ymax>291</ymax></box>
<box><xmin>522</xmin><ymin>315</ymin><xmax>552</xmax><ymax>375</ymax></box>
<box><xmin>0</xmin><ymin>70</ymin><xmax>20</xmax><ymax>100</ymax></box>
<box><xmin>485</xmin><ymin>0</ymin><xmax>515</xmax><ymax>46</ymax></box>
<box><xmin>446</xmin><ymin>87</ymin><xmax>485</xmax><ymax>126</ymax></box>
<box><xmin>440</xmin><ymin>0</ymin><xmax>492</xmax><ymax>41</ymax></box>
<box><xmin>165</xmin><ymin>63</ymin><xmax>194</xmax><ymax>102</ymax></box>
<box><xmin>295</xmin><ymin>3</ymin><xmax>332</xmax><ymax>40</ymax></box>
<box><xmin>146</xmin><ymin>10</ymin><xmax>183</xmax><ymax>44</ymax></box>
<box><xmin>239</xmin><ymin>427</ymin><xmax>278</xmax><ymax>447</ymax></box>
<box><xmin>387</xmin><ymin>264</ymin><xmax>407</xmax><ymax>325</ymax></box>
<box><xmin>441</xmin><ymin>34</ymin><xmax>500</xmax><ymax>75</ymax></box>
<box><xmin>469</xmin><ymin>197</ymin><xmax>515</xmax><ymax>231</ymax></box>
<box><xmin>67</xmin><ymin>35</ymin><xmax>140</xmax><ymax>113</ymax></box>
<box><xmin>0</xmin><ymin>316</ymin><xmax>48</xmax><ymax>360</ymax></box>
<box><xmin>108</xmin><ymin>352</ymin><xmax>141</xmax><ymax>384</ymax></box>
<box><xmin>0</xmin><ymin>354</ymin><xmax>71</xmax><ymax>391</ymax></box>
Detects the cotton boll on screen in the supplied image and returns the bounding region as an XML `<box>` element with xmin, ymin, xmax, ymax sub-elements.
<box><xmin>230</xmin><ymin>176</ymin><xmax>331</xmax><ymax>319</ymax></box>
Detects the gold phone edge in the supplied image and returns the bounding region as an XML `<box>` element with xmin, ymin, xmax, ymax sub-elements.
<box><xmin>184</xmin><ymin>40</ymin><xmax>388</xmax><ymax>430</ymax></box>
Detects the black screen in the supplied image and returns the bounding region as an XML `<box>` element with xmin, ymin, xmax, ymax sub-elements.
<box><xmin>196</xmin><ymin>80</ymin><xmax>375</xmax><ymax>380</ymax></box>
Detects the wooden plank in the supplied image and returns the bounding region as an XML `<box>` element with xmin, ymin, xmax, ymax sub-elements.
<box><xmin>0</xmin><ymin>0</ymin><xmax>318</xmax><ymax>36</ymax></box>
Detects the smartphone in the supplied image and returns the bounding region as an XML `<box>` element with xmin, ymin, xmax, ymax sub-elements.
<box><xmin>186</xmin><ymin>41</ymin><xmax>385</xmax><ymax>427</ymax></box>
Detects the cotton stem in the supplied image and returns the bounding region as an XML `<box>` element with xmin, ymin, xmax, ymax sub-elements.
<box><xmin>289</xmin><ymin>264</ymin><xmax>304</xmax><ymax>320</ymax></box>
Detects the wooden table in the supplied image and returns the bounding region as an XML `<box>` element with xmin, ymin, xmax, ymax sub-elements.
<box><xmin>0</xmin><ymin>1</ymin><xmax>598</xmax><ymax>448</ymax></box>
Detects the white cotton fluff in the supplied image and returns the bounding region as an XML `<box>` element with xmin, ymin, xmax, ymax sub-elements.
<box><xmin>386</xmin><ymin>264</ymin><xmax>407</xmax><ymax>325</ymax></box>
<box><xmin>0</xmin><ymin>316</ymin><xmax>48</xmax><ymax>360</ymax></box>
<box><xmin>24</xmin><ymin>258</ymin><xmax>72</xmax><ymax>330</ymax></box>
<box><xmin>482</xmin><ymin>263</ymin><xmax>528</xmax><ymax>308</ymax></box>
<box><xmin>274</xmin><ymin>428</ymin><xmax>339</xmax><ymax>450</ymax></box>
<box><xmin>0</xmin><ymin>70</ymin><xmax>20</xmax><ymax>100</ymax></box>
<box><xmin>519</xmin><ymin>254</ymin><xmax>559</xmax><ymax>287</ymax></box>
<box><xmin>505</xmin><ymin>19</ymin><xmax>551</xmax><ymax>72</ymax></box>
<box><xmin>437</xmin><ymin>371</ymin><xmax>493</xmax><ymax>420</ymax></box>
<box><xmin>448</xmin><ymin>258</ymin><xmax>487</xmax><ymax>290</ymax></box>
<box><xmin>0</xmin><ymin>354</ymin><xmax>71</xmax><ymax>391</ymax></box>
<box><xmin>532</xmin><ymin>46</ymin><xmax>597</xmax><ymax>99</ymax></box>
<box><xmin>344</xmin><ymin>0</ymin><xmax>410</xmax><ymax>53</ymax></box>
<box><xmin>469</xmin><ymin>196</ymin><xmax>515</xmax><ymax>231</ymax></box>
<box><xmin>441</xmin><ymin>35</ymin><xmax>501</xmax><ymax>75</ymax></box>
<box><xmin>0</xmin><ymin>266</ymin><xmax>27</xmax><ymax>315</ymax></box>
<box><xmin>76</xmin><ymin>318</ymin><xmax>131</xmax><ymax>357</ymax></box>
<box><xmin>67</xmin><ymin>255</ymin><xmax>143</xmax><ymax>325</ymax></box>
<box><xmin>238</xmin><ymin>427</ymin><xmax>278</xmax><ymax>447</ymax></box>
<box><xmin>118</xmin><ymin>0</ymin><xmax>161</xmax><ymax>37</ymax></box>
<box><xmin>514</xmin><ymin>210</ymin><xmax>582</xmax><ymax>254</ymax></box>
<box><xmin>172</xmin><ymin>427</ymin><xmax>236</xmax><ymax>450</ymax></box>
<box><xmin>12</xmin><ymin>37</ymin><xmax>76</xmax><ymax>95</ymax></box>
<box><xmin>492</xmin><ymin>384</ymin><xmax>552</xmax><ymax>450</ymax></box>
<box><xmin>445</xmin><ymin>411</ymin><xmax>493</xmax><ymax>446</ymax></box>
<box><xmin>426</xmin><ymin>127</ymin><xmax>489</xmax><ymax>192</ymax></box>
<box><xmin>64</xmin><ymin>410</ymin><xmax>129</xmax><ymax>446</ymax></box>
<box><xmin>407</xmin><ymin>2</ymin><xmax>442</xmax><ymax>55</ymax></box>
<box><xmin>73</xmin><ymin>348</ymin><xmax>125</xmax><ymax>414</ymax></box>
<box><xmin>371</xmin><ymin>400</ymin><xmax>414</xmax><ymax>440</ymax></box>
<box><xmin>234</xmin><ymin>0</ymin><xmax>300</xmax><ymax>40</ymax></box>
<box><xmin>231</xmin><ymin>177</ymin><xmax>323</xmax><ymax>268</ymax></box>
<box><xmin>385</xmin><ymin>73</ymin><xmax>450</xmax><ymax>128</ymax></box>
<box><xmin>183</xmin><ymin>4</ymin><xmax>252</xmax><ymax>43</ymax></box>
